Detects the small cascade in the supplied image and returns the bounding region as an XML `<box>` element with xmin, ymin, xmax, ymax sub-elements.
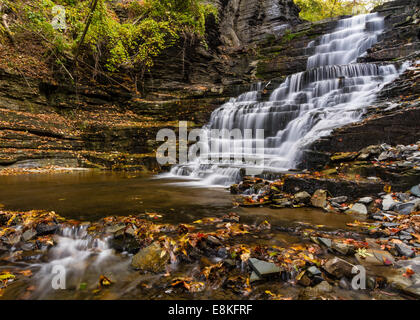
<box><xmin>30</xmin><ymin>226</ymin><xmax>124</xmax><ymax>298</ymax></box>
<box><xmin>169</xmin><ymin>13</ymin><xmax>406</xmax><ymax>186</ymax></box>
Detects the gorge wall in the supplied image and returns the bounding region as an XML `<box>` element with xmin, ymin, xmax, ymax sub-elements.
<box><xmin>0</xmin><ymin>0</ymin><xmax>418</xmax><ymax>172</ymax></box>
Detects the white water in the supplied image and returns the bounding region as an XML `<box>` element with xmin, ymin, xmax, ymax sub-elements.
<box><xmin>168</xmin><ymin>13</ymin><xmax>406</xmax><ymax>186</ymax></box>
<box><xmin>30</xmin><ymin>226</ymin><xmax>126</xmax><ymax>298</ymax></box>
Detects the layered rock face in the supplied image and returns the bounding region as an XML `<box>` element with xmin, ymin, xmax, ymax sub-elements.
<box><xmin>214</xmin><ymin>0</ymin><xmax>302</xmax><ymax>46</ymax></box>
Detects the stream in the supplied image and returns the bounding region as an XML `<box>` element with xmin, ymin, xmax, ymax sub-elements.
<box><xmin>0</xmin><ymin>171</ymin><xmax>366</xmax><ymax>300</ymax></box>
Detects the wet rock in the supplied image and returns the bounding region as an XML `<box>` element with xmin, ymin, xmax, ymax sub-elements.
<box><xmin>248</xmin><ymin>258</ymin><xmax>282</xmax><ymax>278</ymax></box>
<box><xmin>311</xmin><ymin>190</ymin><xmax>327</xmax><ymax>208</ymax></box>
<box><xmin>22</xmin><ymin>229</ymin><xmax>37</xmax><ymax>242</ymax></box>
<box><xmin>358</xmin><ymin>197</ymin><xmax>373</xmax><ymax>204</ymax></box>
<box><xmin>131</xmin><ymin>242</ymin><xmax>169</xmax><ymax>273</ymax></box>
<box><xmin>411</xmin><ymin>184</ymin><xmax>420</xmax><ymax>197</ymax></box>
<box><xmin>395</xmin><ymin>242</ymin><xmax>415</xmax><ymax>258</ymax></box>
<box><xmin>36</xmin><ymin>222</ymin><xmax>59</xmax><ymax>236</ymax></box>
<box><xmin>382</xmin><ymin>195</ymin><xmax>397</xmax><ymax>211</ymax></box>
<box><xmin>298</xmin><ymin>273</ymin><xmax>312</xmax><ymax>287</ymax></box>
<box><xmin>307</xmin><ymin>266</ymin><xmax>322</xmax><ymax>277</ymax></box>
<box><xmin>5</xmin><ymin>233</ymin><xmax>21</xmax><ymax>246</ymax></box>
<box><xmin>294</xmin><ymin>191</ymin><xmax>311</xmax><ymax>204</ymax></box>
<box><xmin>250</xmin><ymin>271</ymin><xmax>262</xmax><ymax>283</ymax></box>
<box><xmin>397</xmin><ymin>193</ymin><xmax>411</xmax><ymax>202</ymax></box>
<box><xmin>125</xmin><ymin>226</ymin><xmax>136</xmax><ymax>237</ymax></box>
<box><xmin>323</xmin><ymin>257</ymin><xmax>355</xmax><ymax>278</ymax></box>
<box><xmin>299</xmin><ymin>281</ymin><xmax>333</xmax><ymax>300</ymax></box>
<box><xmin>394</xmin><ymin>202</ymin><xmax>416</xmax><ymax>215</ymax></box>
<box><xmin>109</xmin><ymin>234</ymin><xmax>141</xmax><ymax>254</ymax></box>
<box><xmin>106</xmin><ymin>224</ymin><xmax>126</xmax><ymax>234</ymax></box>
<box><xmin>206</xmin><ymin>235</ymin><xmax>222</xmax><ymax>246</ymax></box>
<box><xmin>346</xmin><ymin>203</ymin><xmax>368</xmax><ymax>215</ymax></box>
<box><xmin>318</xmin><ymin>237</ymin><xmax>332</xmax><ymax>248</ymax></box>
<box><xmin>388</xmin><ymin>257</ymin><xmax>420</xmax><ymax>298</ymax></box>
<box><xmin>339</xmin><ymin>277</ymin><xmax>351</xmax><ymax>290</ymax></box>
<box><xmin>20</xmin><ymin>242</ymin><xmax>35</xmax><ymax>251</ymax></box>
<box><xmin>331</xmin><ymin>241</ymin><xmax>355</xmax><ymax>255</ymax></box>
<box><xmin>330</xmin><ymin>196</ymin><xmax>348</xmax><ymax>204</ymax></box>
<box><xmin>270</xmin><ymin>198</ymin><xmax>292</xmax><ymax>208</ymax></box>
<box><xmin>356</xmin><ymin>249</ymin><xmax>395</xmax><ymax>266</ymax></box>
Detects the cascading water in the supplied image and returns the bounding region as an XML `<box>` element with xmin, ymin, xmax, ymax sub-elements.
<box><xmin>169</xmin><ymin>13</ymin><xmax>406</xmax><ymax>186</ymax></box>
<box><xmin>28</xmin><ymin>226</ymin><xmax>127</xmax><ymax>298</ymax></box>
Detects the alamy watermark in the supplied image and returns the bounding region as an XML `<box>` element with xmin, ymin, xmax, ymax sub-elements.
<box><xmin>156</xmin><ymin>121</ymin><xmax>265</xmax><ymax>175</ymax></box>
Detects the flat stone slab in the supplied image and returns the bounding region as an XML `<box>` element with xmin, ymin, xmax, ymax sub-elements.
<box><xmin>248</xmin><ymin>258</ymin><xmax>282</xmax><ymax>278</ymax></box>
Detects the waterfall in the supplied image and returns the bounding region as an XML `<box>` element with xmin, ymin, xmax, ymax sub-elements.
<box><xmin>168</xmin><ymin>13</ymin><xmax>405</xmax><ymax>186</ymax></box>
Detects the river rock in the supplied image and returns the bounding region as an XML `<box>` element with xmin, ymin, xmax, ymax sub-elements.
<box><xmin>5</xmin><ymin>233</ymin><xmax>21</xmax><ymax>246</ymax></box>
<box><xmin>299</xmin><ymin>281</ymin><xmax>333</xmax><ymax>300</ymax></box>
<box><xmin>395</xmin><ymin>242</ymin><xmax>415</xmax><ymax>258</ymax></box>
<box><xmin>131</xmin><ymin>242</ymin><xmax>169</xmax><ymax>273</ymax></box>
<box><xmin>307</xmin><ymin>266</ymin><xmax>321</xmax><ymax>277</ymax></box>
<box><xmin>331</xmin><ymin>241</ymin><xmax>355</xmax><ymax>255</ymax></box>
<box><xmin>22</xmin><ymin>229</ymin><xmax>37</xmax><ymax>242</ymax></box>
<box><xmin>356</xmin><ymin>249</ymin><xmax>395</xmax><ymax>266</ymax></box>
<box><xmin>387</xmin><ymin>257</ymin><xmax>420</xmax><ymax>298</ymax></box>
<box><xmin>36</xmin><ymin>222</ymin><xmax>59</xmax><ymax>236</ymax></box>
<box><xmin>394</xmin><ymin>202</ymin><xmax>416</xmax><ymax>215</ymax></box>
<box><xmin>311</xmin><ymin>190</ymin><xmax>327</xmax><ymax>208</ymax></box>
<box><xmin>358</xmin><ymin>197</ymin><xmax>373</xmax><ymax>204</ymax></box>
<box><xmin>250</xmin><ymin>271</ymin><xmax>262</xmax><ymax>283</ymax></box>
<box><xmin>294</xmin><ymin>191</ymin><xmax>311</xmax><ymax>204</ymax></box>
<box><xmin>382</xmin><ymin>195</ymin><xmax>397</xmax><ymax>211</ymax></box>
<box><xmin>411</xmin><ymin>184</ymin><xmax>420</xmax><ymax>197</ymax></box>
<box><xmin>110</xmin><ymin>234</ymin><xmax>141</xmax><ymax>254</ymax></box>
<box><xmin>248</xmin><ymin>258</ymin><xmax>282</xmax><ymax>278</ymax></box>
<box><xmin>330</xmin><ymin>196</ymin><xmax>348</xmax><ymax>204</ymax></box>
<box><xmin>106</xmin><ymin>224</ymin><xmax>126</xmax><ymax>234</ymax></box>
<box><xmin>318</xmin><ymin>237</ymin><xmax>332</xmax><ymax>248</ymax></box>
<box><xmin>323</xmin><ymin>257</ymin><xmax>355</xmax><ymax>278</ymax></box>
<box><xmin>345</xmin><ymin>203</ymin><xmax>368</xmax><ymax>215</ymax></box>
<box><xmin>339</xmin><ymin>277</ymin><xmax>351</xmax><ymax>290</ymax></box>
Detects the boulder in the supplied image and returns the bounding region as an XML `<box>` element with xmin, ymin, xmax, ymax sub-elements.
<box><xmin>311</xmin><ymin>190</ymin><xmax>328</xmax><ymax>208</ymax></box>
<box><xmin>131</xmin><ymin>242</ymin><xmax>169</xmax><ymax>273</ymax></box>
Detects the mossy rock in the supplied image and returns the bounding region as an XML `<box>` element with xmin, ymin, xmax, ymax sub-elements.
<box><xmin>131</xmin><ymin>242</ymin><xmax>169</xmax><ymax>273</ymax></box>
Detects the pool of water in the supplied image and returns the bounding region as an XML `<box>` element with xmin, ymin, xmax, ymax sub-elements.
<box><xmin>0</xmin><ymin>171</ymin><xmax>357</xmax><ymax>229</ymax></box>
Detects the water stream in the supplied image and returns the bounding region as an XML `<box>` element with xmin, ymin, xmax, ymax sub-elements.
<box><xmin>169</xmin><ymin>13</ymin><xmax>406</xmax><ymax>186</ymax></box>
